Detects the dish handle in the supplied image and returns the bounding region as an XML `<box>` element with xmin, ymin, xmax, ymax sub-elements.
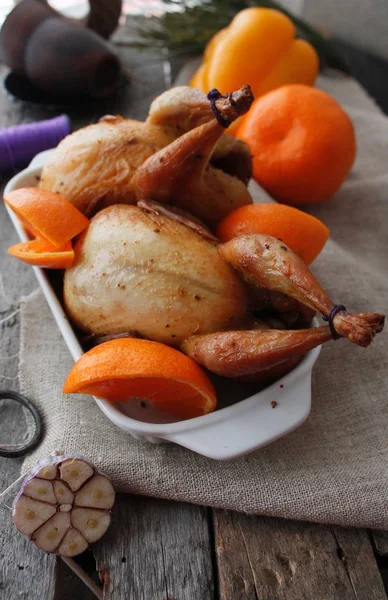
<box><xmin>164</xmin><ymin>369</ymin><xmax>314</xmax><ymax>460</ymax></box>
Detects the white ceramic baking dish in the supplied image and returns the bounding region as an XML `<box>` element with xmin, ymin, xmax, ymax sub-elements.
<box><xmin>5</xmin><ymin>150</ymin><xmax>321</xmax><ymax>460</ymax></box>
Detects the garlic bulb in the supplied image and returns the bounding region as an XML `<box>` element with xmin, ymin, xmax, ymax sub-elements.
<box><xmin>12</xmin><ymin>455</ymin><xmax>115</xmax><ymax>557</ymax></box>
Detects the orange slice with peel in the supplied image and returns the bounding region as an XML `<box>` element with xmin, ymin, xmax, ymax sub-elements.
<box><xmin>64</xmin><ymin>338</ymin><xmax>217</xmax><ymax>420</ymax></box>
<box><xmin>216</xmin><ymin>203</ymin><xmax>329</xmax><ymax>265</ymax></box>
<box><xmin>4</xmin><ymin>188</ymin><xmax>89</xmax><ymax>248</ymax></box>
<box><xmin>8</xmin><ymin>239</ymin><xmax>74</xmax><ymax>268</ymax></box>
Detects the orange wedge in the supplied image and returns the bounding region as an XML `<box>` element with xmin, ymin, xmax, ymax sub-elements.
<box><xmin>8</xmin><ymin>239</ymin><xmax>74</xmax><ymax>268</ymax></box>
<box><xmin>4</xmin><ymin>188</ymin><xmax>89</xmax><ymax>248</ymax></box>
<box><xmin>64</xmin><ymin>338</ymin><xmax>217</xmax><ymax>420</ymax></box>
<box><xmin>216</xmin><ymin>203</ymin><xmax>329</xmax><ymax>265</ymax></box>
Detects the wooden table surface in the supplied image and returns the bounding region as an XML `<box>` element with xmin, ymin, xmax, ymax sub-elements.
<box><xmin>1</xmin><ymin>26</ymin><xmax>388</xmax><ymax>600</ymax></box>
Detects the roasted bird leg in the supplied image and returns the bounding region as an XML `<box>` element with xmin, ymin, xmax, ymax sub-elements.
<box><xmin>182</xmin><ymin>232</ymin><xmax>384</xmax><ymax>378</ymax></box>
<box><xmin>133</xmin><ymin>85</ymin><xmax>254</xmax><ymax>224</ymax></box>
<box><xmin>147</xmin><ymin>85</ymin><xmax>252</xmax><ymax>184</ymax></box>
<box><xmin>219</xmin><ymin>235</ymin><xmax>384</xmax><ymax>347</ymax></box>
<box><xmin>181</xmin><ymin>327</ymin><xmax>332</xmax><ymax>379</ymax></box>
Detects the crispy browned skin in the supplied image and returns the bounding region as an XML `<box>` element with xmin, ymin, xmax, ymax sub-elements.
<box><xmin>138</xmin><ymin>199</ymin><xmax>218</xmax><ymax>242</ymax></box>
<box><xmin>181</xmin><ymin>327</ymin><xmax>332</xmax><ymax>378</ymax></box>
<box><xmin>132</xmin><ymin>87</ymin><xmax>254</xmax><ymax>224</ymax></box>
<box><xmin>147</xmin><ymin>86</ymin><xmax>213</xmax><ymax>131</ymax></box>
<box><xmin>39</xmin><ymin>117</ymin><xmax>176</xmax><ymax>217</ymax></box>
<box><xmin>219</xmin><ymin>235</ymin><xmax>385</xmax><ymax>347</ymax></box>
<box><xmin>238</xmin><ymin>355</ymin><xmax>303</xmax><ymax>383</ymax></box>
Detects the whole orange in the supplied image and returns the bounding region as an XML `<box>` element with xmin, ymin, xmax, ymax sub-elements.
<box><xmin>237</xmin><ymin>84</ymin><xmax>356</xmax><ymax>205</ymax></box>
<box><xmin>216</xmin><ymin>203</ymin><xmax>329</xmax><ymax>264</ymax></box>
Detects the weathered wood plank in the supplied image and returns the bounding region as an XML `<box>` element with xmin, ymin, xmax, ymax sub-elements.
<box><xmin>214</xmin><ymin>511</ymin><xmax>387</xmax><ymax>600</ymax></box>
<box><xmin>371</xmin><ymin>531</ymin><xmax>388</xmax><ymax>599</ymax></box>
<box><xmin>93</xmin><ymin>495</ymin><xmax>214</xmax><ymax>600</ymax></box>
<box><xmin>53</xmin><ymin>554</ymin><xmax>98</xmax><ymax>600</ymax></box>
<box><xmin>373</xmin><ymin>531</ymin><xmax>388</xmax><ymax>557</ymax></box>
<box><xmin>334</xmin><ymin>527</ymin><xmax>386</xmax><ymax>600</ymax></box>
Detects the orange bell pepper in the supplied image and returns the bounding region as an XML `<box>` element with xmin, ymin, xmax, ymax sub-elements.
<box><xmin>190</xmin><ymin>8</ymin><xmax>319</xmax><ymax>134</ymax></box>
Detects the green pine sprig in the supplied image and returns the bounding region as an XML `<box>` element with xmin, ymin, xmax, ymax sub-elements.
<box><xmin>132</xmin><ymin>0</ymin><xmax>350</xmax><ymax>73</ymax></box>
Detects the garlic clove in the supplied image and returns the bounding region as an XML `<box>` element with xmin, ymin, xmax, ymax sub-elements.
<box><xmin>71</xmin><ymin>507</ymin><xmax>111</xmax><ymax>543</ymax></box>
<box><xmin>74</xmin><ymin>474</ymin><xmax>115</xmax><ymax>510</ymax></box>
<box><xmin>53</xmin><ymin>480</ymin><xmax>74</xmax><ymax>504</ymax></box>
<box><xmin>12</xmin><ymin>495</ymin><xmax>56</xmax><ymax>536</ymax></box>
<box><xmin>57</xmin><ymin>528</ymin><xmax>88</xmax><ymax>558</ymax></box>
<box><xmin>59</xmin><ymin>458</ymin><xmax>94</xmax><ymax>491</ymax></box>
<box><xmin>23</xmin><ymin>478</ymin><xmax>57</xmax><ymax>504</ymax></box>
<box><xmin>31</xmin><ymin>512</ymin><xmax>71</xmax><ymax>553</ymax></box>
<box><xmin>36</xmin><ymin>464</ymin><xmax>58</xmax><ymax>480</ymax></box>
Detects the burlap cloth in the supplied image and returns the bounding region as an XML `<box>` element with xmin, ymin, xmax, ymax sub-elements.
<box><xmin>20</xmin><ymin>74</ymin><xmax>388</xmax><ymax>529</ymax></box>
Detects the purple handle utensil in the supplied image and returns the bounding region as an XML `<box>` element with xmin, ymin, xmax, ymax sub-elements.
<box><xmin>0</xmin><ymin>114</ymin><xmax>70</xmax><ymax>173</ymax></box>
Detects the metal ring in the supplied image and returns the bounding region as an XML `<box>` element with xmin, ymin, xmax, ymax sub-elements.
<box><xmin>0</xmin><ymin>390</ymin><xmax>42</xmax><ymax>458</ymax></box>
